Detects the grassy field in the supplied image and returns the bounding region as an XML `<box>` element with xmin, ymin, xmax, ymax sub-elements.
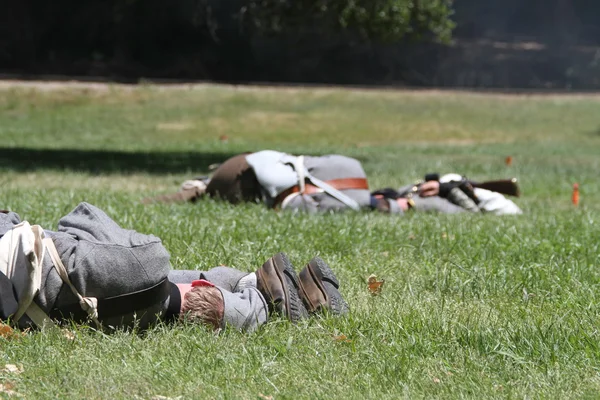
<box><xmin>1</xmin><ymin>82</ymin><xmax>600</xmax><ymax>399</ymax></box>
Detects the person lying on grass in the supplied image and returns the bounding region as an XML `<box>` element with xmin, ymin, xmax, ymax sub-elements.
<box><xmin>0</xmin><ymin>202</ymin><xmax>348</xmax><ymax>332</ymax></box>
<box><xmin>146</xmin><ymin>150</ymin><xmax>522</xmax><ymax>215</ymax></box>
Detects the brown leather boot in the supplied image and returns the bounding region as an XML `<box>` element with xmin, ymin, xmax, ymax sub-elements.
<box><xmin>141</xmin><ymin>179</ymin><xmax>207</xmax><ymax>204</ymax></box>
<box><xmin>256</xmin><ymin>253</ymin><xmax>308</xmax><ymax>323</ymax></box>
<box><xmin>298</xmin><ymin>257</ymin><xmax>349</xmax><ymax>315</ymax></box>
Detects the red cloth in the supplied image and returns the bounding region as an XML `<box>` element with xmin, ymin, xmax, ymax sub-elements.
<box><xmin>192</xmin><ymin>279</ymin><xmax>215</xmax><ymax>288</ymax></box>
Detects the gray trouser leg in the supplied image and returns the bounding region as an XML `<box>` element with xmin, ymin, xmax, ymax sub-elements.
<box><xmin>217</xmin><ymin>287</ymin><xmax>268</xmax><ymax>332</ymax></box>
<box><xmin>169</xmin><ymin>267</ymin><xmax>251</xmax><ymax>292</ymax></box>
<box><xmin>411</xmin><ymin>195</ymin><xmax>466</xmax><ymax>214</ymax></box>
<box><xmin>168</xmin><ymin>270</ymin><xmax>201</xmax><ymax>284</ymax></box>
<box><xmin>199</xmin><ymin>266</ymin><xmax>251</xmax><ymax>292</ymax></box>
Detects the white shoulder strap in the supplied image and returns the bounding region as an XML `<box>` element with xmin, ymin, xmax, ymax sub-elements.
<box><xmin>292</xmin><ymin>156</ymin><xmax>361</xmax><ymax>211</ymax></box>
<box><xmin>305</xmin><ymin>175</ymin><xmax>361</xmax><ymax>211</ymax></box>
<box><xmin>293</xmin><ymin>156</ymin><xmax>306</xmax><ymax>194</ymax></box>
<box><xmin>43</xmin><ymin>238</ymin><xmax>101</xmax><ymax>329</ymax></box>
<box><xmin>24</xmin><ymin>301</ymin><xmax>55</xmax><ymax>328</ymax></box>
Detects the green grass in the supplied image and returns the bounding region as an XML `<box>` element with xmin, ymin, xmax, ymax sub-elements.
<box><xmin>1</xmin><ymin>83</ymin><xmax>600</xmax><ymax>399</ymax></box>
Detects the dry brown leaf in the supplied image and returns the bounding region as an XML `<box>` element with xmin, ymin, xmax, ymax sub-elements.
<box><xmin>258</xmin><ymin>394</ymin><xmax>273</xmax><ymax>400</ymax></box>
<box><xmin>62</xmin><ymin>329</ymin><xmax>76</xmax><ymax>341</ymax></box>
<box><xmin>0</xmin><ymin>323</ymin><xmax>23</xmax><ymax>339</ymax></box>
<box><xmin>333</xmin><ymin>334</ymin><xmax>352</xmax><ymax>343</ymax></box>
<box><xmin>0</xmin><ymin>382</ymin><xmax>20</xmax><ymax>397</ymax></box>
<box><xmin>367</xmin><ymin>274</ymin><xmax>385</xmax><ymax>295</ymax></box>
<box><xmin>0</xmin><ymin>323</ymin><xmax>13</xmax><ymax>336</ymax></box>
<box><xmin>2</xmin><ymin>364</ymin><xmax>23</xmax><ymax>374</ymax></box>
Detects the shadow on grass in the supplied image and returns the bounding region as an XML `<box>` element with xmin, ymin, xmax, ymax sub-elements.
<box><xmin>0</xmin><ymin>147</ymin><xmax>239</xmax><ymax>174</ymax></box>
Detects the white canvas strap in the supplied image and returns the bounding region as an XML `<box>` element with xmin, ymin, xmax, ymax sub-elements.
<box><xmin>305</xmin><ymin>175</ymin><xmax>361</xmax><ymax>211</ymax></box>
<box><xmin>294</xmin><ymin>156</ymin><xmax>306</xmax><ymax>194</ymax></box>
<box><xmin>43</xmin><ymin>238</ymin><xmax>101</xmax><ymax>328</ymax></box>
<box><xmin>24</xmin><ymin>301</ymin><xmax>55</xmax><ymax>328</ymax></box>
<box><xmin>290</xmin><ymin>155</ymin><xmax>360</xmax><ymax>211</ymax></box>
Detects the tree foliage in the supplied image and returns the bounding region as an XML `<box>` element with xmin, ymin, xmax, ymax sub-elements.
<box><xmin>6</xmin><ymin>0</ymin><xmax>600</xmax><ymax>88</ymax></box>
<box><xmin>241</xmin><ymin>0</ymin><xmax>455</xmax><ymax>43</ymax></box>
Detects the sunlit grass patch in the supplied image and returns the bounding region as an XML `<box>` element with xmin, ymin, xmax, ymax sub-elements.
<box><xmin>0</xmin><ymin>82</ymin><xmax>599</xmax><ymax>398</ymax></box>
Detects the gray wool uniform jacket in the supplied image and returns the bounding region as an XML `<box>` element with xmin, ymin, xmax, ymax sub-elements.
<box><xmin>0</xmin><ymin>203</ymin><xmax>171</xmax><ymax>329</ymax></box>
<box><xmin>0</xmin><ymin>203</ymin><xmax>268</xmax><ymax>332</ymax></box>
<box><xmin>246</xmin><ymin>150</ymin><xmax>401</xmax><ymax>213</ymax></box>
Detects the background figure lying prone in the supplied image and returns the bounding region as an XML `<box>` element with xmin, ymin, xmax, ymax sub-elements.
<box><xmin>147</xmin><ymin>150</ymin><xmax>522</xmax><ymax>215</ymax></box>
<box><xmin>373</xmin><ymin>172</ymin><xmax>522</xmax><ymax>215</ymax></box>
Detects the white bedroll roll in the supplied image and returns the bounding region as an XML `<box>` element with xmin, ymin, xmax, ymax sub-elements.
<box><xmin>0</xmin><ymin>221</ymin><xmax>50</xmax><ymax>326</ymax></box>
<box><xmin>0</xmin><ymin>222</ymin><xmax>101</xmax><ymax>328</ymax></box>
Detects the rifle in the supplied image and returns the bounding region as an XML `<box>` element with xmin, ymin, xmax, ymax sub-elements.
<box><xmin>423</xmin><ymin>173</ymin><xmax>520</xmax><ymax>197</ymax></box>
<box><xmin>372</xmin><ymin>177</ymin><xmax>521</xmax><ymax>201</ymax></box>
<box><xmin>471</xmin><ymin>178</ymin><xmax>520</xmax><ymax>197</ymax></box>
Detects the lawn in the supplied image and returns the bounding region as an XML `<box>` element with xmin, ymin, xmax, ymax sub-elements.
<box><xmin>1</xmin><ymin>82</ymin><xmax>600</xmax><ymax>399</ymax></box>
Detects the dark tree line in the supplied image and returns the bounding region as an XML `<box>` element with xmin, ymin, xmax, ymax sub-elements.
<box><xmin>1</xmin><ymin>0</ymin><xmax>599</xmax><ymax>88</ymax></box>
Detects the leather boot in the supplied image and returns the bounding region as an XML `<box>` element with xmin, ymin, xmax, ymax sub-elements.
<box><xmin>298</xmin><ymin>257</ymin><xmax>349</xmax><ymax>315</ymax></box>
<box><xmin>256</xmin><ymin>252</ymin><xmax>308</xmax><ymax>322</ymax></box>
<box><xmin>141</xmin><ymin>178</ymin><xmax>207</xmax><ymax>204</ymax></box>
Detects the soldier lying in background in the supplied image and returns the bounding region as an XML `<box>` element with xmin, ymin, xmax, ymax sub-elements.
<box><xmin>145</xmin><ymin>150</ymin><xmax>522</xmax><ymax>215</ymax></box>
<box><xmin>0</xmin><ymin>203</ymin><xmax>348</xmax><ymax>333</ymax></box>
<box><xmin>373</xmin><ymin>172</ymin><xmax>522</xmax><ymax>215</ymax></box>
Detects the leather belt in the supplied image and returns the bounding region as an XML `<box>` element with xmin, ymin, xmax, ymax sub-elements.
<box><xmin>274</xmin><ymin>177</ymin><xmax>369</xmax><ymax>207</ymax></box>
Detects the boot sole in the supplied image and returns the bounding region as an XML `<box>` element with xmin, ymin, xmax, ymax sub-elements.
<box><xmin>271</xmin><ymin>253</ymin><xmax>308</xmax><ymax>322</ymax></box>
<box><xmin>302</xmin><ymin>257</ymin><xmax>349</xmax><ymax>315</ymax></box>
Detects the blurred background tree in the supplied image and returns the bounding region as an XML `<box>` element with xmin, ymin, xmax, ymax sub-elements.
<box><xmin>240</xmin><ymin>0</ymin><xmax>454</xmax><ymax>43</ymax></box>
<box><xmin>1</xmin><ymin>0</ymin><xmax>599</xmax><ymax>89</ymax></box>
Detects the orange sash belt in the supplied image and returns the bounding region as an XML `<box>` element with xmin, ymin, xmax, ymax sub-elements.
<box><xmin>274</xmin><ymin>178</ymin><xmax>369</xmax><ymax>206</ymax></box>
